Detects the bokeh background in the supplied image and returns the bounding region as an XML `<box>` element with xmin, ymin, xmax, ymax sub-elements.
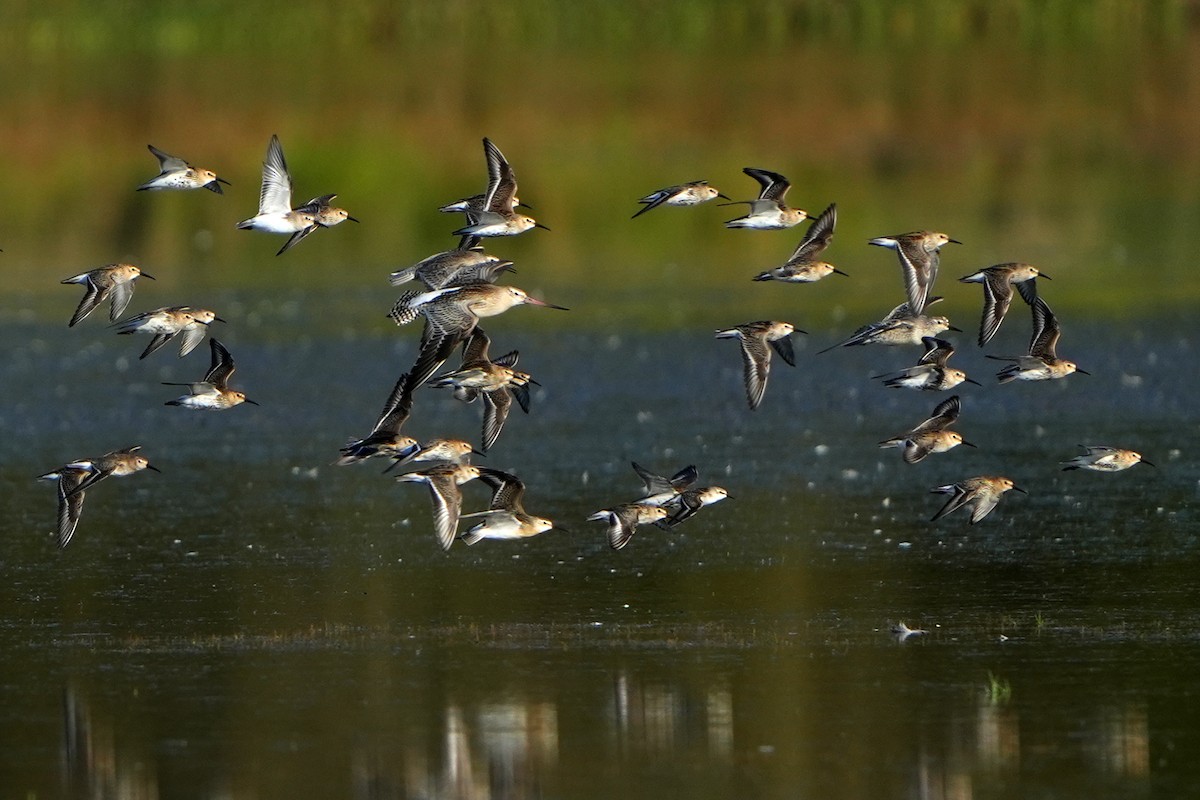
<box><xmin>2</xmin><ymin>2</ymin><xmax>1199</xmax><ymax>798</ymax></box>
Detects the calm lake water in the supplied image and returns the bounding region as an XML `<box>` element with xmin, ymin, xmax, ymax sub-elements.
<box><xmin>1</xmin><ymin>304</ymin><xmax>1196</xmax><ymax>798</ymax></box>
<box><xmin>3</xmin><ymin>2</ymin><xmax>1200</xmax><ymax>798</ymax></box>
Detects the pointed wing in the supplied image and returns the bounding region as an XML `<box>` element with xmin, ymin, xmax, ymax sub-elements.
<box><xmin>372</xmin><ymin>372</ymin><xmax>414</xmax><ymax>435</ymax></box>
<box><xmin>492</xmin><ymin>349</ymin><xmax>519</xmax><ymax>368</ymax></box>
<box><xmin>913</xmin><ymin>395</ymin><xmax>961</xmax><ymax>433</ymax></box>
<box><xmin>482</xmin><ymin>138</ymin><xmax>518</xmax><ymax>213</ymax></box>
<box><xmin>631</xmin><ymin>187</ymin><xmax>673</xmax><ymax>218</ymax></box>
<box><xmin>68</xmin><ymin>278</ymin><xmax>105</xmax><ymax>327</ymax></box>
<box><xmin>968</xmin><ymin>492</ymin><xmax>1001</xmax><ymax>524</ymax></box>
<box><xmin>477</xmin><ymin>467</ymin><xmax>526</xmax><ymax>513</ymax></box>
<box><xmin>426</xmin><ymin>475</ymin><xmax>463</xmax><ymax>551</ymax></box>
<box><xmin>1015</xmin><ymin>277</ymin><xmax>1040</xmax><ymax>307</ymax></box>
<box><xmin>258</xmin><ymin>134</ymin><xmax>294</xmax><ymax>214</ymax></box>
<box><xmin>670</xmin><ymin>465</ymin><xmax>699</xmax><ymax>491</ymax></box>
<box><xmin>632</xmin><ymin>462</ymin><xmax>673</xmax><ymax>496</ymax></box>
<box><xmin>203</xmin><ymin>338</ymin><xmax>237</xmax><ymax>387</ymax></box>
<box><xmin>787</xmin><ymin>203</ymin><xmax>836</xmax><ymax>262</ymax></box>
<box><xmin>460</xmin><ymin>328</ymin><xmax>491</xmax><ymax>365</ymax></box>
<box><xmin>978</xmin><ymin>271</ymin><xmax>1015</xmax><ymax>346</ymax></box>
<box><xmin>480</xmin><ymin>389</ymin><xmax>513</xmax><ymax>452</ymax></box>
<box><xmin>177</xmin><ymin>324</ymin><xmax>207</xmax><ymax>357</ymax></box>
<box><xmin>606</xmin><ymin>506</ymin><xmax>643</xmax><ymax>550</ymax></box>
<box><xmin>276</xmin><ymin>224</ymin><xmax>317</xmax><ymax>256</ymax></box>
<box><xmin>510</xmin><ymin>381</ymin><xmax>532</xmax><ymax>413</ymax></box>
<box><xmin>296</xmin><ymin>193</ymin><xmax>336</xmax><ymax>214</ymax></box>
<box><xmin>931</xmin><ymin>485</ymin><xmax>972</xmax><ymax>521</ymax></box>
<box><xmin>140</xmin><ymin>332</ymin><xmax>175</xmax><ymax>360</ymax></box>
<box><xmin>895</xmin><ymin>239</ymin><xmax>938</xmax><ymax>315</ymax></box>
<box><xmin>902</xmin><ymin>439</ymin><xmax>933</xmax><ymax>464</ymax></box>
<box><xmin>56</xmin><ymin>471</ymin><xmax>88</xmax><ymax>548</ymax></box>
<box><xmin>743</xmin><ymin>167</ymin><xmax>790</xmax><ymax>202</ymax></box>
<box><xmin>768</xmin><ymin>334</ymin><xmax>796</xmax><ymax>367</ymax></box>
<box><xmin>738</xmin><ymin>335</ymin><xmax>773</xmax><ymax>410</ymax></box>
<box><xmin>106</xmin><ymin>278</ymin><xmax>136</xmax><ymax>322</ymax></box>
<box><xmin>1028</xmin><ymin>297</ymin><xmax>1062</xmax><ymax>359</ymax></box>
<box><xmin>918</xmin><ymin>337</ymin><xmax>954</xmax><ymax>367</ymax></box>
<box><xmin>662</xmin><ymin>493</ymin><xmax>702</xmax><ymax>527</ymax></box>
<box><xmin>148</xmin><ymin>144</ymin><xmax>188</xmax><ymax>172</ymax></box>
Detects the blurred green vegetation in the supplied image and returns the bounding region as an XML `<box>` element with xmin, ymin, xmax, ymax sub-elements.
<box><xmin>2</xmin><ymin>0</ymin><xmax>1198</xmax><ymax>327</ymax></box>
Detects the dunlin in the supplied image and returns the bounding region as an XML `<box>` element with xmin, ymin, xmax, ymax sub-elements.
<box><xmin>276</xmin><ymin>193</ymin><xmax>359</xmax><ymax>255</ymax></box>
<box><xmin>336</xmin><ymin>372</ymin><xmax>419</xmax><ymax>466</ymax></box>
<box><xmin>428</xmin><ymin>329</ymin><xmax>537</xmax><ymax>452</ymax></box>
<box><xmin>138</xmin><ymin>144</ymin><xmax>229</xmax><ymax>193</ymax></box>
<box><xmin>1061</xmin><ymin>445</ymin><xmax>1154</xmax><ymax>472</ymax></box>
<box><xmin>163</xmin><ymin>338</ymin><xmax>258</xmax><ymax>409</ymax></box>
<box><xmin>61</xmin><ymin>264</ymin><xmax>153</xmax><ymax>327</ymax></box>
<box><xmin>395</xmin><ymin>462</ymin><xmax>482</xmax><ymax>551</ymax></box>
<box><xmin>817</xmin><ymin>298</ymin><xmax>958</xmax><ymax>354</ymax></box>
<box><xmin>959</xmin><ymin>263</ymin><xmax>1047</xmax><ymax>346</ymax></box>
<box><xmin>658</xmin><ymin>486</ymin><xmax>730</xmax><ymax>528</ymax></box>
<box><xmin>752</xmin><ymin>203</ymin><xmax>846</xmax><ymax>283</ymax></box>
<box><xmin>451</xmin><ymin>138</ymin><xmax>548</xmax><ymax>238</ymax></box>
<box><xmin>632</xmin><ymin>180</ymin><xmax>729</xmax><ymax>219</ymax></box>
<box><xmin>722</xmin><ymin>167</ymin><xmax>809</xmax><ymax>229</ymax></box>
<box><xmin>631</xmin><ymin>461</ymin><xmax>699</xmax><ymax>506</ymax></box>
<box><xmin>590</xmin><ymin>503</ymin><xmax>670</xmax><ymax>550</ymax></box>
<box><xmin>868</xmin><ymin>231</ymin><xmax>960</xmax><ymax>316</ymax></box>
<box><xmin>930</xmin><ymin>476</ymin><xmax>1025</xmax><ymax>524</ymax></box>
<box><xmin>386</xmin><ymin>438</ymin><xmax>479</xmax><ymax>473</ymax></box>
<box><xmin>879</xmin><ymin>395</ymin><xmax>975</xmax><ymax>463</ymax></box>
<box><xmin>389</xmin><ymin>247</ymin><xmax>514</xmax><ymax>291</ymax></box>
<box><xmin>459</xmin><ymin>467</ymin><xmax>560</xmax><ymax>545</ymax></box>
<box><xmin>38</xmin><ymin>445</ymin><xmax>159</xmax><ymax>548</ymax></box>
<box><xmin>874</xmin><ymin>336</ymin><xmax>980</xmax><ymax>391</ymax></box>
<box><xmin>236</xmin><ymin>135</ymin><xmax>321</xmax><ymax>254</ymax></box>
<box><xmin>390</xmin><ymin>284</ymin><xmax>567</xmax><ymax>389</ymax></box>
<box><xmin>715</xmin><ymin>321</ymin><xmax>803</xmax><ymax>410</ymax></box>
<box><xmin>113</xmin><ymin>306</ymin><xmax>224</xmax><ymax>359</ymax></box>
<box><xmin>989</xmin><ymin>294</ymin><xmax>1088</xmax><ymax>383</ymax></box>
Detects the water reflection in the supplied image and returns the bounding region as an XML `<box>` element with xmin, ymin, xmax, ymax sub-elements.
<box><xmin>50</xmin><ymin>663</ymin><xmax>1155</xmax><ymax>799</ymax></box>
<box><xmin>913</xmin><ymin>694</ymin><xmax>1149</xmax><ymax>800</ymax></box>
<box><xmin>61</xmin><ymin>683</ymin><xmax>158</xmax><ymax>800</ymax></box>
<box><xmin>609</xmin><ymin>668</ymin><xmax>733</xmax><ymax>761</ymax></box>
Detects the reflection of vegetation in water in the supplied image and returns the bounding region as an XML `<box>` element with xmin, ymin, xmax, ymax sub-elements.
<box><xmin>3</xmin><ymin>0</ymin><xmax>1199</xmax><ymax>321</ymax></box>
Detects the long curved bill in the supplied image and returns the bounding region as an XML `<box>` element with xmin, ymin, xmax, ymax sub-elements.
<box><xmin>534</xmin><ymin>222</ymin><xmax>551</xmax><ymax>231</ymax></box>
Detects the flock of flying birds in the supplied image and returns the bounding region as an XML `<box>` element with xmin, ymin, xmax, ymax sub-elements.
<box><xmin>38</xmin><ymin>138</ymin><xmax>1152</xmax><ymax>549</ymax></box>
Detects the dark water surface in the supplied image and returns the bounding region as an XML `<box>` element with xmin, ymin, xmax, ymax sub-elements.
<box><xmin>4</xmin><ymin>2</ymin><xmax>1200</xmax><ymax>796</ymax></box>
<box><xmin>1</xmin><ymin>301</ymin><xmax>1195</xmax><ymax>798</ymax></box>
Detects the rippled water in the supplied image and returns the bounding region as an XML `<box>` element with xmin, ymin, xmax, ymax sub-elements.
<box><xmin>1</xmin><ymin>297</ymin><xmax>1195</xmax><ymax>797</ymax></box>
